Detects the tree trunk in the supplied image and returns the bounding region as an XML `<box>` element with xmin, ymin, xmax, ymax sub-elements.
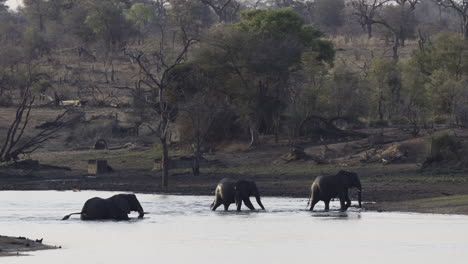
<box><xmin>464</xmin><ymin>17</ymin><xmax>468</xmax><ymax>40</ymax></box>
<box><xmin>367</xmin><ymin>23</ymin><xmax>373</xmax><ymax>39</ymax></box>
<box><xmin>192</xmin><ymin>131</ymin><xmax>201</xmax><ymax>176</ymax></box>
<box><xmin>249</xmin><ymin>123</ymin><xmax>260</xmax><ymax>147</ymax></box>
<box><xmin>160</xmin><ymin>137</ymin><xmax>169</xmax><ymax>188</ymax></box>
<box><xmin>192</xmin><ymin>148</ymin><xmax>200</xmax><ymax>177</ymax></box>
<box><xmin>392</xmin><ymin>34</ymin><xmax>400</xmax><ymax>62</ymax></box>
<box><xmin>378</xmin><ymin>93</ymin><xmax>384</xmax><ymax>121</ymax></box>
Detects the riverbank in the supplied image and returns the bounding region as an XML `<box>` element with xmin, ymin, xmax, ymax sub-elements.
<box><xmin>2</xmin><ymin>161</ymin><xmax>468</xmax><ymax>215</ymax></box>
<box><xmin>0</xmin><ymin>236</ymin><xmax>58</xmax><ymax>256</ymax></box>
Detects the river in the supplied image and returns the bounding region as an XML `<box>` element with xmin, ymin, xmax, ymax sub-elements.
<box><xmin>0</xmin><ymin>191</ymin><xmax>467</xmax><ymax>264</ymax></box>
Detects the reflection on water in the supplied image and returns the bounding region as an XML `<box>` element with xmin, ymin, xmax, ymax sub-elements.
<box><xmin>1</xmin><ymin>191</ymin><xmax>468</xmax><ymax>264</ymax></box>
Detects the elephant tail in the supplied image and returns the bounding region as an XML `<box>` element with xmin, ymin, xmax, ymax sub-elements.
<box><xmin>62</xmin><ymin>212</ymin><xmax>82</xmax><ymax>220</ymax></box>
<box><xmin>306</xmin><ymin>193</ymin><xmax>312</xmax><ymax>209</ymax></box>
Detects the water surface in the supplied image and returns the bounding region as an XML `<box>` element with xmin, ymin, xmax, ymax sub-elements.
<box><xmin>1</xmin><ymin>191</ymin><xmax>467</xmax><ymax>264</ymax></box>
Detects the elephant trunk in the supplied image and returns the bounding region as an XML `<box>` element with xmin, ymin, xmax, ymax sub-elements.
<box><xmin>135</xmin><ymin>202</ymin><xmax>144</xmax><ymax>218</ymax></box>
<box><xmin>255</xmin><ymin>195</ymin><xmax>265</xmax><ymax>210</ymax></box>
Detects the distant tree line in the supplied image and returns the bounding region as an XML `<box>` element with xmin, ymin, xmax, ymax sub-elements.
<box><xmin>0</xmin><ymin>0</ymin><xmax>466</xmax><ymax>186</ymax></box>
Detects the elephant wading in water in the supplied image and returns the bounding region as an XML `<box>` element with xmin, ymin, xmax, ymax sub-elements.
<box><xmin>62</xmin><ymin>194</ymin><xmax>145</xmax><ymax>220</ymax></box>
<box><xmin>211</xmin><ymin>178</ymin><xmax>265</xmax><ymax>211</ymax></box>
<box><xmin>308</xmin><ymin>170</ymin><xmax>362</xmax><ymax>212</ymax></box>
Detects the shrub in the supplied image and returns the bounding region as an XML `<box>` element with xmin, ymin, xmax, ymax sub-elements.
<box><xmin>390</xmin><ymin>117</ymin><xmax>410</xmax><ymax>126</ymax></box>
<box><xmin>429</xmin><ymin>133</ymin><xmax>461</xmax><ymax>162</ymax></box>
<box><xmin>432</xmin><ymin>115</ymin><xmax>449</xmax><ymax>125</ymax></box>
<box><xmin>0</xmin><ymin>95</ymin><xmax>13</xmax><ymax>107</ymax></box>
<box><xmin>369</xmin><ymin>119</ymin><xmax>389</xmax><ymax>128</ymax></box>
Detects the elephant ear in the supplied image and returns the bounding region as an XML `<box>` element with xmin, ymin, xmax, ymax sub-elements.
<box><xmin>112</xmin><ymin>194</ymin><xmax>131</xmax><ymax>214</ymax></box>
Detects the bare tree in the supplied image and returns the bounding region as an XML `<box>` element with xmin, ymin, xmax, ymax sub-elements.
<box><xmin>199</xmin><ymin>0</ymin><xmax>241</xmax><ymax>23</ymax></box>
<box><xmin>351</xmin><ymin>0</ymin><xmax>390</xmax><ymax>39</ymax></box>
<box><xmin>182</xmin><ymin>93</ymin><xmax>224</xmax><ymax>176</ymax></box>
<box><xmin>438</xmin><ymin>0</ymin><xmax>468</xmax><ymax>39</ymax></box>
<box><xmin>0</xmin><ymin>87</ymin><xmax>69</xmax><ymax>163</ymax></box>
<box><xmin>351</xmin><ymin>0</ymin><xmax>421</xmax><ymax>61</ymax></box>
<box><xmin>124</xmin><ymin>2</ymin><xmax>198</xmax><ymax>187</ymax></box>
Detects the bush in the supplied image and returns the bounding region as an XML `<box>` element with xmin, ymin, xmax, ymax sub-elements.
<box><xmin>0</xmin><ymin>95</ymin><xmax>13</xmax><ymax>107</ymax></box>
<box><xmin>369</xmin><ymin>119</ymin><xmax>389</xmax><ymax>128</ymax></box>
<box><xmin>432</xmin><ymin>115</ymin><xmax>449</xmax><ymax>125</ymax></box>
<box><xmin>390</xmin><ymin>117</ymin><xmax>410</xmax><ymax>126</ymax></box>
<box><xmin>429</xmin><ymin>133</ymin><xmax>461</xmax><ymax>162</ymax></box>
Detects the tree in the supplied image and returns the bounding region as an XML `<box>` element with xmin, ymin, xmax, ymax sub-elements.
<box><xmin>125</xmin><ymin>1</ymin><xmax>198</xmax><ymax>188</ymax></box>
<box><xmin>369</xmin><ymin>57</ymin><xmax>402</xmax><ymax>121</ymax></box>
<box><xmin>314</xmin><ymin>0</ymin><xmax>345</xmax><ymax>34</ymax></box>
<box><xmin>0</xmin><ymin>67</ymin><xmax>69</xmax><ymax>162</ymax></box>
<box><xmin>413</xmin><ymin>33</ymin><xmax>468</xmax><ymax>120</ymax></box>
<box><xmin>400</xmin><ymin>57</ymin><xmax>429</xmax><ymax>135</ymax></box>
<box><xmin>85</xmin><ymin>0</ymin><xmax>133</xmax><ymax>83</ymax></box>
<box><xmin>351</xmin><ymin>0</ymin><xmax>421</xmax><ymax>61</ymax></box>
<box><xmin>125</xmin><ymin>3</ymin><xmax>155</xmax><ymax>44</ymax></box>
<box><xmin>199</xmin><ymin>0</ymin><xmax>242</xmax><ymax>23</ymax></box>
<box><xmin>197</xmin><ymin>8</ymin><xmax>334</xmax><ymax>146</ymax></box>
<box><xmin>169</xmin><ymin>0</ymin><xmax>215</xmax><ymax>39</ymax></box>
<box><xmin>438</xmin><ymin>0</ymin><xmax>468</xmax><ymax>39</ymax></box>
<box><xmin>351</xmin><ymin>0</ymin><xmax>390</xmax><ymax>39</ymax></box>
<box><xmin>168</xmin><ymin>63</ymin><xmax>225</xmax><ymax>176</ymax></box>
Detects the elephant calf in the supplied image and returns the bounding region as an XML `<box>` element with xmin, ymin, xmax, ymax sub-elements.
<box><xmin>308</xmin><ymin>170</ymin><xmax>362</xmax><ymax>212</ymax></box>
<box><xmin>62</xmin><ymin>194</ymin><xmax>145</xmax><ymax>220</ymax></box>
<box><xmin>211</xmin><ymin>178</ymin><xmax>265</xmax><ymax>211</ymax></box>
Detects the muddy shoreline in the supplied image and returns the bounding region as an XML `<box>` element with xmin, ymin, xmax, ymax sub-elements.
<box><xmin>0</xmin><ymin>236</ymin><xmax>59</xmax><ymax>256</ymax></box>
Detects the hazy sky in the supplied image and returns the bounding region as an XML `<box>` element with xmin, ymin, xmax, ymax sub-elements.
<box><xmin>6</xmin><ymin>0</ymin><xmax>22</xmax><ymax>10</ymax></box>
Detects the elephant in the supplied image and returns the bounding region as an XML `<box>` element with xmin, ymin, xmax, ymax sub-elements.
<box><xmin>62</xmin><ymin>194</ymin><xmax>145</xmax><ymax>220</ymax></box>
<box><xmin>210</xmin><ymin>178</ymin><xmax>266</xmax><ymax>211</ymax></box>
<box><xmin>307</xmin><ymin>170</ymin><xmax>362</xmax><ymax>212</ymax></box>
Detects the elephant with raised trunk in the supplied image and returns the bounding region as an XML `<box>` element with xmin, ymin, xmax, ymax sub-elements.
<box><xmin>211</xmin><ymin>178</ymin><xmax>266</xmax><ymax>211</ymax></box>
<box><xmin>308</xmin><ymin>170</ymin><xmax>362</xmax><ymax>212</ymax></box>
<box><xmin>62</xmin><ymin>194</ymin><xmax>145</xmax><ymax>220</ymax></box>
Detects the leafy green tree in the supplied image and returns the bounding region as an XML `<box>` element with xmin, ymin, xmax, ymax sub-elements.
<box><xmin>196</xmin><ymin>8</ymin><xmax>334</xmax><ymax>146</ymax></box>
<box><xmin>408</xmin><ymin>33</ymin><xmax>467</xmax><ymax>122</ymax></box>
<box><xmin>125</xmin><ymin>3</ymin><xmax>154</xmax><ymax>44</ymax></box>
<box><xmin>22</xmin><ymin>27</ymin><xmax>50</xmax><ymax>58</ymax></box>
<box><xmin>170</xmin><ymin>0</ymin><xmax>214</xmax><ymax>39</ymax></box>
<box><xmin>400</xmin><ymin>57</ymin><xmax>430</xmax><ymax>134</ymax></box>
<box><xmin>369</xmin><ymin>57</ymin><xmax>402</xmax><ymax>121</ymax></box>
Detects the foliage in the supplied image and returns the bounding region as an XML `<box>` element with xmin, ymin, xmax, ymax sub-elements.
<box><xmin>413</xmin><ymin>33</ymin><xmax>468</xmax><ymax>119</ymax></box>
<box><xmin>125</xmin><ymin>3</ymin><xmax>154</xmax><ymax>29</ymax></box>
<box><xmin>368</xmin><ymin>57</ymin><xmax>402</xmax><ymax>121</ymax></box>
<box><xmin>429</xmin><ymin>133</ymin><xmax>462</xmax><ymax>162</ymax></box>
<box><xmin>313</xmin><ymin>0</ymin><xmax>345</xmax><ymax>32</ymax></box>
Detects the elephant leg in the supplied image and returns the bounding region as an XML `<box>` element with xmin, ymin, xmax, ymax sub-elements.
<box><xmin>211</xmin><ymin>199</ymin><xmax>222</xmax><ymax>211</ymax></box>
<box><xmin>340</xmin><ymin>189</ymin><xmax>351</xmax><ymax>211</ymax></box>
<box><xmin>309</xmin><ymin>199</ymin><xmax>319</xmax><ymax>211</ymax></box>
<box><xmin>309</xmin><ymin>189</ymin><xmax>320</xmax><ymax>211</ymax></box>
<box><xmin>236</xmin><ymin>199</ymin><xmax>242</xmax><ymax>211</ymax></box>
<box><xmin>324</xmin><ymin>199</ymin><xmax>331</xmax><ymax>211</ymax></box>
<box><xmin>339</xmin><ymin>197</ymin><xmax>347</xmax><ymax>212</ymax></box>
<box><xmin>243</xmin><ymin>198</ymin><xmax>255</xmax><ymax>211</ymax></box>
<box><xmin>223</xmin><ymin>203</ymin><xmax>230</xmax><ymax>211</ymax></box>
